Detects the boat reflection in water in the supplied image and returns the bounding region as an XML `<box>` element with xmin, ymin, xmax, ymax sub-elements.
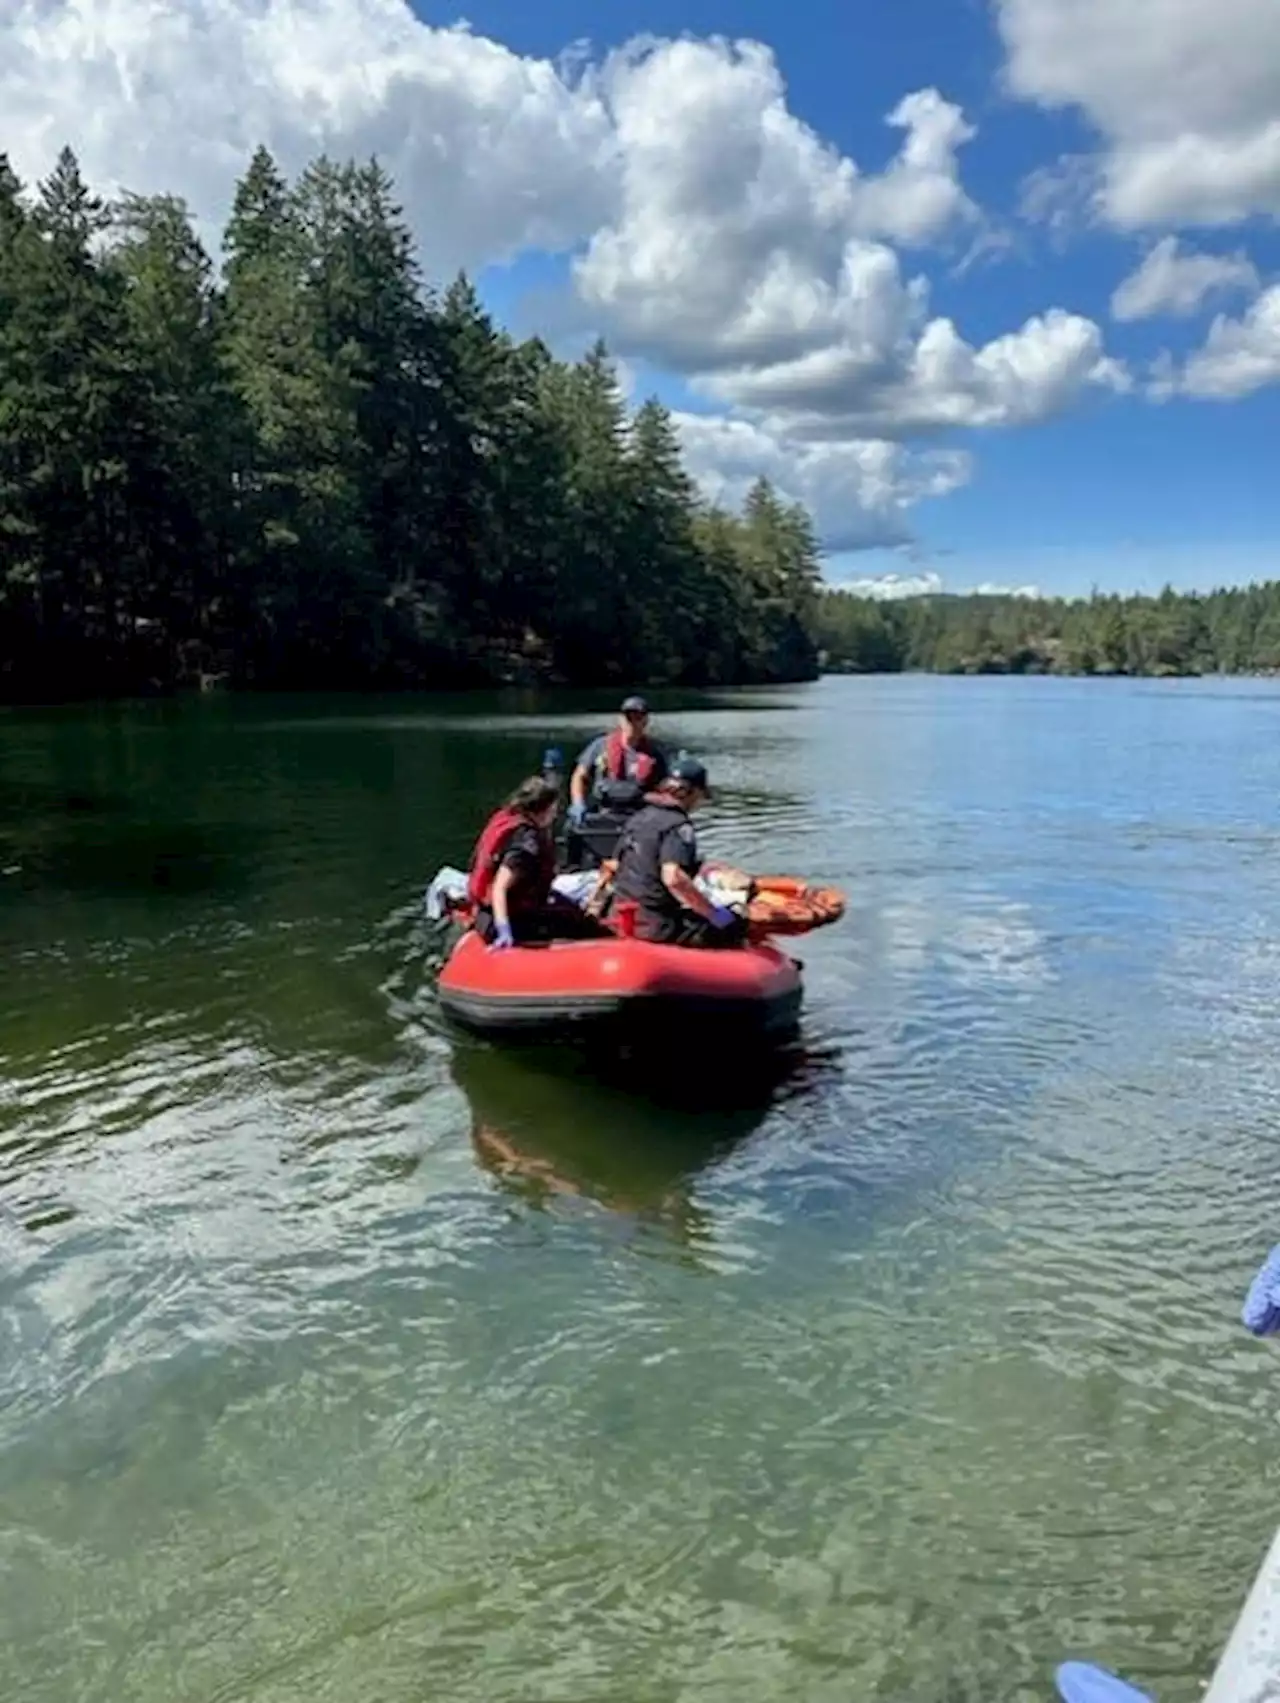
<box><xmin>451</xmin><ymin>1039</ymin><xmax>829</xmax><ymax>1256</ymax></box>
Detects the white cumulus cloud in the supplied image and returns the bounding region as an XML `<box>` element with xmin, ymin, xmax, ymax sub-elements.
<box><xmin>571</xmin><ymin>43</ymin><xmax>979</xmax><ymax>389</ymax></box>
<box><xmin>2</xmin><ymin>0</ymin><xmax>618</xmax><ymax>277</ymax></box>
<box><xmin>1173</xmin><ymin>285</ymin><xmax>1280</xmax><ymax>399</ymax></box>
<box><xmin>829</xmin><ymin>572</ymin><xmax>1042</xmax><ymax>599</ymax></box>
<box><xmin>0</xmin><ymin>0</ymin><xmax>1129</xmax><ymax>550</ymax></box>
<box><xmin>1111</xmin><ymin>237</ymin><xmax>1260</xmax><ymax>321</ymax></box>
<box><xmin>674</xmin><ymin>413</ymin><xmax>973</xmax><ymax>553</ymax></box>
<box><xmin>834</xmin><ymin>570</ymin><xmax>945</xmax><ymax>599</ymax></box>
<box><xmin>706</xmin><ymin>306</ymin><xmax>1127</xmax><ymax>437</ymax></box>
<box><xmin>853</xmin><ymin>88</ymin><xmax>979</xmax><ymax>247</ymax></box>
<box><xmin>574</xmin><ymin>39</ymin><xmax>1121</xmax><ymax>434</ymax></box>
<box><xmin>997</xmin><ymin>0</ymin><xmax>1280</xmax><ymax>229</ymax></box>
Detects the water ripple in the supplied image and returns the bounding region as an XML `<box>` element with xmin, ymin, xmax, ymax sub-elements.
<box><xmin>3</xmin><ymin>679</ymin><xmax>1280</xmax><ymax>1701</ymax></box>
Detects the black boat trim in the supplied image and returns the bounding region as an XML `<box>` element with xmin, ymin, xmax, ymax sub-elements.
<box><xmin>438</xmin><ymin>985</ymin><xmax>802</xmax><ymax>1037</ymax></box>
<box><xmin>439</xmin><ymin>990</ymin><xmax>629</xmax><ymax>1030</ymax></box>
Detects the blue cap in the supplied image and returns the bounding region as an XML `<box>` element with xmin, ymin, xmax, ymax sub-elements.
<box><xmin>670</xmin><ymin>754</ymin><xmax>710</xmax><ymax>794</ymax></box>
<box><xmin>542</xmin><ymin>747</ymin><xmax>563</xmax><ymax>770</ymax></box>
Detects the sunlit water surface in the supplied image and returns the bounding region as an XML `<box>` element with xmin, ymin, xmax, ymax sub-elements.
<box><xmin>3</xmin><ymin>676</ymin><xmax>1280</xmax><ymax>1702</ymax></box>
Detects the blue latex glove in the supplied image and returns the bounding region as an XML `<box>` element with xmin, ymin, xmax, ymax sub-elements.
<box><xmin>1243</xmin><ymin>1242</ymin><xmax>1280</xmax><ymax>1336</ymax></box>
<box><xmin>567</xmin><ymin>801</ymin><xmax>587</xmax><ymax>827</ymax></box>
<box><xmin>491</xmin><ymin>920</ymin><xmax>515</xmax><ymax>950</ymax></box>
<box><xmin>1056</xmin><ymin>1663</ymin><xmax>1153</xmax><ymax>1702</ymax></box>
<box><xmin>707</xmin><ymin>904</ymin><xmax>736</xmax><ymax>929</ymax></box>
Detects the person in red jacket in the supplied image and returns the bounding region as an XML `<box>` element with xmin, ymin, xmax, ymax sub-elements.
<box><xmin>467</xmin><ymin>777</ymin><xmax>601</xmax><ymax>948</ymax></box>
<box><xmin>567</xmin><ymin>696</ymin><xmax>669</xmax><ymax>824</ymax></box>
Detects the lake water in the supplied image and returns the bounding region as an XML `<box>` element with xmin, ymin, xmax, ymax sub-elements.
<box><xmin>3</xmin><ymin>675</ymin><xmax>1280</xmax><ymax>1702</ymax></box>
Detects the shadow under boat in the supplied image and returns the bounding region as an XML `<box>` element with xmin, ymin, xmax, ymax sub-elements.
<box><xmin>450</xmin><ymin>1038</ymin><xmax>833</xmax><ymax>1249</ymax></box>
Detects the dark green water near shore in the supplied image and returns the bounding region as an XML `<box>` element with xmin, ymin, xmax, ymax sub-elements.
<box><xmin>4</xmin><ymin>676</ymin><xmax>1280</xmax><ymax>1701</ymax></box>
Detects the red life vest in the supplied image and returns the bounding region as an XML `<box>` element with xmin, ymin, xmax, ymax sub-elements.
<box><xmin>467</xmin><ymin>807</ymin><xmax>555</xmax><ymax>909</ymax></box>
<box><xmin>603</xmin><ymin>728</ymin><xmax>658</xmax><ymax>786</ymax></box>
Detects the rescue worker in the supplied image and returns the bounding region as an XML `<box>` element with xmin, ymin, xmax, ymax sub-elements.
<box><xmin>567</xmin><ymin>696</ymin><xmax>669</xmax><ymax>825</ymax></box>
<box><xmin>611</xmin><ymin>756</ymin><xmax>748</xmax><ymax>948</ymax></box>
<box><xmin>467</xmin><ymin>776</ymin><xmax>601</xmax><ymax>948</ymax></box>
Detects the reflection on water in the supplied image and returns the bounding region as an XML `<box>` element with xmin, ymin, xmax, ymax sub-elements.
<box><xmin>3</xmin><ymin>678</ymin><xmax>1280</xmax><ymax>1702</ymax></box>
<box><xmin>453</xmin><ymin>1042</ymin><xmax>831</xmax><ymax>1259</ymax></box>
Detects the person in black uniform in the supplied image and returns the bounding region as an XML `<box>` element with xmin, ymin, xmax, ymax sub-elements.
<box><xmin>467</xmin><ymin>776</ymin><xmax>601</xmax><ymax>948</ymax></box>
<box><xmin>611</xmin><ymin>756</ymin><xmax>748</xmax><ymax>948</ymax></box>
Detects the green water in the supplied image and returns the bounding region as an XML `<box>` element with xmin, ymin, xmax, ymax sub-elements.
<box><xmin>4</xmin><ymin>678</ymin><xmax>1280</xmax><ymax>1702</ymax></box>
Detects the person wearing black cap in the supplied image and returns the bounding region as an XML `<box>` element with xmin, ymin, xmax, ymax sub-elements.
<box><xmin>567</xmin><ymin>695</ymin><xmax>669</xmax><ymax>824</ymax></box>
<box><xmin>611</xmin><ymin>756</ymin><xmax>747</xmax><ymax>948</ymax></box>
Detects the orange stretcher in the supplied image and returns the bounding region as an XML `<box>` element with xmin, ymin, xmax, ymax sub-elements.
<box><xmin>740</xmin><ymin>873</ymin><xmax>847</xmax><ymax>938</ymax></box>
<box><xmin>588</xmin><ymin>861</ymin><xmax>846</xmax><ymax>941</ymax></box>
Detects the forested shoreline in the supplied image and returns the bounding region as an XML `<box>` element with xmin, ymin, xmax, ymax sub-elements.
<box><xmin>5</xmin><ymin>145</ymin><xmax>1279</xmax><ymax>706</ymax></box>
<box><xmin>817</xmin><ymin>583</ymin><xmax>1280</xmax><ymax>677</ymax></box>
<box><xmin>0</xmin><ymin>146</ymin><xmax>821</xmax><ymax>704</ymax></box>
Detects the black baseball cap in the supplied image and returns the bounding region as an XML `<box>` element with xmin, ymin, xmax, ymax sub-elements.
<box><xmin>620</xmin><ymin>694</ymin><xmax>649</xmax><ymax>716</ymax></box>
<box><xmin>670</xmin><ymin>755</ymin><xmax>710</xmax><ymax>795</ymax></box>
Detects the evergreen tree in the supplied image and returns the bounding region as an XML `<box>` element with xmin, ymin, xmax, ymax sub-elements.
<box><xmin>108</xmin><ymin>192</ymin><xmax>231</xmax><ymax>681</ymax></box>
<box><xmin>624</xmin><ymin>398</ymin><xmax>702</xmax><ymax>678</ymax></box>
<box><xmin>8</xmin><ymin>150</ymin><xmax>135</xmax><ymax>691</ymax></box>
<box><xmin>222</xmin><ymin>148</ymin><xmax>364</xmax><ymax>682</ymax></box>
<box><xmin>817</xmin><ymin>579</ymin><xmax>1280</xmax><ymax>678</ymax></box>
<box><xmin>736</xmin><ymin>478</ymin><xmax>821</xmax><ymax>681</ymax></box>
<box><xmin>17</xmin><ymin>141</ymin><xmax>1280</xmax><ymax>705</ymax></box>
<box><xmin>0</xmin><ymin>156</ymin><xmax>41</xmax><ymax>689</ymax></box>
<box><xmin>0</xmin><ymin>145</ymin><xmax>836</xmax><ymax>699</ymax></box>
<box><xmin>540</xmin><ymin>340</ymin><xmax>633</xmax><ymax>679</ymax></box>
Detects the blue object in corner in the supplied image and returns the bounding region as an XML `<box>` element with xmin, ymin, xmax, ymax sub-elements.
<box><xmin>1242</xmin><ymin>1242</ymin><xmax>1280</xmax><ymax>1336</ymax></box>
<box><xmin>1056</xmin><ymin>1662</ymin><xmax>1153</xmax><ymax>1703</ymax></box>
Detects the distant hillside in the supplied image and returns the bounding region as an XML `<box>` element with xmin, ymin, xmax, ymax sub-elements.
<box><xmin>816</xmin><ymin>583</ymin><xmax>1280</xmax><ymax>676</ymax></box>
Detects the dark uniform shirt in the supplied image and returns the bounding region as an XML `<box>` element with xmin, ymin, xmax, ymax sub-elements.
<box><xmin>500</xmin><ymin>821</ymin><xmax>542</xmax><ymax>875</ymax></box>
<box><xmin>613</xmin><ymin>799</ymin><xmax>699</xmax><ymax>924</ymax></box>
<box><xmin>501</xmin><ymin>821</ymin><xmax>549</xmax><ymax>908</ymax></box>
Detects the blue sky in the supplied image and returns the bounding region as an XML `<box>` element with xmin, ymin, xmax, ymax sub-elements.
<box><xmin>448</xmin><ymin>0</ymin><xmax>1280</xmax><ymax>597</ymax></box>
<box><xmin>6</xmin><ymin>0</ymin><xmax>1280</xmax><ymax>598</ymax></box>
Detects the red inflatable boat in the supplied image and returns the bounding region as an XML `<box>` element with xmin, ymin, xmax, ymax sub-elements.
<box><xmin>437</xmin><ymin>928</ymin><xmax>803</xmax><ymax>1042</ymax></box>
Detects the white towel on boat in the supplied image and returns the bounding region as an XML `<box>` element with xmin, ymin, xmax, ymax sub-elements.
<box><xmin>424</xmin><ymin>862</ymin><xmax>748</xmax><ymax>919</ymax></box>
<box><xmin>424</xmin><ymin>866</ymin><xmax>468</xmax><ymax>920</ymax></box>
<box><xmin>550</xmin><ymin>870</ymin><xmax>598</xmax><ymax>907</ymax></box>
<box><xmin>699</xmin><ymin>867</ymin><xmax>751</xmax><ymax>911</ymax></box>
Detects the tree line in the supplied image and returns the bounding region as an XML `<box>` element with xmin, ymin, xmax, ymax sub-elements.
<box><xmin>0</xmin><ymin>146</ymin><xmax>821</xmax><ymax>703</ymax></box>
<box><xmin>816</xmin><ymin>582</ymin><xmax>1280</xmax><ymax>676</ymax></box>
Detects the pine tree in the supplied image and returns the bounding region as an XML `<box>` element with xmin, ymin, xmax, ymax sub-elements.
<box><xmin>0</xmin><ymin>142</ymin><xmax>843</xmax><ymax>700</ymax></box>
<box><xmin>690</xmin><ymin>507</ymin><xmax>751</xmax><ymax>683</ymax></box>
<box><xmin>0</xmin><ymin>157</ymin><xmax>42</xmax><ymax>691</ymax></box>
<box><xmin>295</xmin><ymin>156</ymin><xmax>450</xmax><ymax>679</ymax></box>
<box><xmin>223</xmin><ymin>148</ymin><xmax>363</xmax><ymax>682</ymax></box>
<box><xmin>625</xmin><ymin>398</ymin><xmax>702</xmax><ymax>678</ymax></box>
<box><xmin>108</xmin><ymin>193</ymin><xmax>232</xmax><ymax>683</ymax></box>
<box><xmin>14</xmin><ymin>150</ymin><xmax>134</xmax><ymax>689</ymax></box>
<box><xmin>737</xmin><ymin>478</ymin><xmax>820</xmax><ymax>680</ymax></box>
<box><xmin>544</xmin><ymin>339</ymin><xmax>632</xmax><ymax>678</ymax></box>
<box><xmin>433</xmin><ymin>273</ymin><xmax>517</xmax><ymax>655</ymax></box>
